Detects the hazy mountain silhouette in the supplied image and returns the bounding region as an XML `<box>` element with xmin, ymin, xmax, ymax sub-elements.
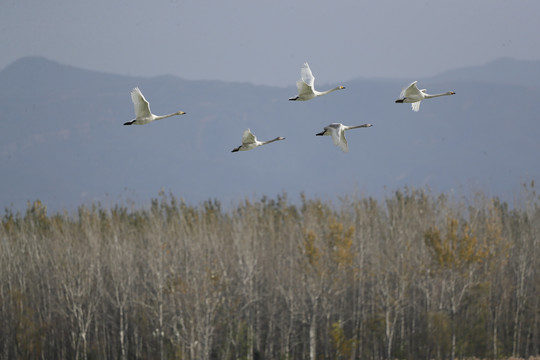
<box><xmin>1</xmin><ymin>57</ymin><xmax>539</xmax><ymax>211</ymax></box>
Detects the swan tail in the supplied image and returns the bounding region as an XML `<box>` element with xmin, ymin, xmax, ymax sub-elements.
<box><xmin>288</xmin><ymin>96</ymin><xmax>299</xmax><ymax>101</ymax></box>
<box><xmin>315</xmin><ymin>131</ymin><xmax>325</xmax><ymax>136</ymax></box>
<box><xmin>395</xmin><ymin>99</ymin><xmax>404</xmax><ymax>103</ymax></box>
<box><xmin>123</xmin><ymin>120</ymin><xmax>136</xmax><ymax>125</ymax></box>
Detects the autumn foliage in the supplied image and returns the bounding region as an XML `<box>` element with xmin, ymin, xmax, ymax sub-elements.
<box><xmin>1</xmin><ymin>186</ymin><xmax>539</xmax><ymax>360</ymax></box>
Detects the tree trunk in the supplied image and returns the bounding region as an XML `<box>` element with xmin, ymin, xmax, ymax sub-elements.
<box><xmin>512</xmin><ymin>258</ymin><xmax>526</xmax><ymax>357</ymax></box>
<box><xmin>119</xmin><ymin>305</ymin><xmax>126</xmax><ymax>360</ymax></box>
<box><xmin>385</xmin><ymin>308</ymin><xmax>394</xmax><ymax>360</ymax></box>
<box><xmin>309</xmin><ymin>313</ymin><xmax>317</xmax><ymax>360</ymax></box>
<box><xmin>450</xmin><ymin>306</ymin><xmax>456</xmax><ymax>360</ymax></box>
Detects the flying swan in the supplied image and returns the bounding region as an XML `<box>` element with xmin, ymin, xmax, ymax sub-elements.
<box><xmin>124</xmin><ymin>87</ymin><xmax>186</xmax><ymax>125</ymax></box>
<box><xmin>395</xmin><ymin>81</ymin><xmax>455</xmax><ymax>112</ymax></box>
<box><xmin>316</xmin><ymin>123</ymin><xmax>373</xmax><ymax>152</ymax></box>
<box><xmin>231</xmin><ymin>129</ymin><xmax>285</xmax><ymax>152</ymax></box>
<box><xmin>289</xmin><ymin>62</ymin><xmax>345</xmax><ymax>101</ymax></box>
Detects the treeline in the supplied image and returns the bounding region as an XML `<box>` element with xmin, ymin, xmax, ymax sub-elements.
<box><xmin>1</xmin><ymin>187</ymin><xmax>540</xmax><ymax>360</ymax></box>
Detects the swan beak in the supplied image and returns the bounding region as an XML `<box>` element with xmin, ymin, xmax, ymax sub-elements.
<box><xmin>450</xmin><ymin>91</ymin><xmax>456</xmax><ymax>95</ymax></box>
<box><xmin>340</xmin><ymin>86</ymin><xmax>346</xmax><ymax>89</ymax></box>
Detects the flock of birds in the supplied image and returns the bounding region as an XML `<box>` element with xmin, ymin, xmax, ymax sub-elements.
<box><xmin>124</xmin><ymin>62</ymin><xmax>456</xmax><ymax>153</ymax></box>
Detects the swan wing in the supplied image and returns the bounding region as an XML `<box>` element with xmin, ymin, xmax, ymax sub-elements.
<box><xmin>242</xmin><ymin>129</ymin><xmax>257</xmax><ymax>145</ymax></box>
<box><xmin>300</xmin><ymin>62</ymin><xmax>315</xmax><ymax>88</ymax></box>
<box><xmin>324</xmin><ymin>124</ymin><xmax>345</xmax><ymax>152</ymax></box>
<box><xmin>337</xmin><ymin>127</ymin><xmax>349</xmax><ymax>152</ymax></box>
<box><xmin>296</xmin><ymin>80</ymin><xmax>315</xmax><ymax>97</ymax></box>
<box><xmin>131</xmin><ymin>87</ymin><xmax>152</xmax><ymax>118</ymax></box>
<box><xmin>411</xmin><ymin>101</ymin><xmax>421</xmax><ymax>112</ymax></box>
<box><xmin>400</xmin><ymin>81</ymin><xmax>422</xmax><ymax>99</ymax></box>
<box><xmin>329</xmin><ymin>127</ymin><xmax>340</xmax><ymax>145</ymax></box>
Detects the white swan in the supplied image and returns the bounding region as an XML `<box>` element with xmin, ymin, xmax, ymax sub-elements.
<box><xmin>395</xmin><ymin>81</ymin><xmax>455</xmax><ymax>112</ymax></box>
<box><xmin>231</xmin><ymin>129</ymin><xmax>285</xmax><ymax>152</ymax></box>
<box><xmin>124</xmin><ymin>87</ymin><xmax>186</xmax><ymax>125</ymax></box>
<box><xmin>316</xmin><ymin>123</ymin><xmax>373</xmax><ymax>152</ymax></box>
<box><xmin>289</xmin><ymin>62</ymin><xmax>345</xmax><ymax>101</ymax></box>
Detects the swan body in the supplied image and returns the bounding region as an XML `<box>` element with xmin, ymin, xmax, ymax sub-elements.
<box><xmin>124</xmin><ymin>87</ymin><xmax>186</xmax><ymax>125</ymax></box>
<box><xmin>231</xmin><ymin>129</ymin><xmax>285</xmax><ymax>152</ymax></box>
<box><xmin>289</xmin><ymin>62</ymin><xmax>345</xmax><ymax>101</ymax></box>
<box><xmin>316</xmin><ymin>123</ymin><xmax>373</xmax><ymax>152</ymax></box>
<box><xmin>395</xmin><ymin>81</ymin><xmax>455</xmax><ymax>112</ymax></box>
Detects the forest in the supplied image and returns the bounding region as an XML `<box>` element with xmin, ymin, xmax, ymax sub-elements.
<box><xmin>1</xmin><ymin>186</ymin><xmax>539</xmax><ymax>360</ymax></box>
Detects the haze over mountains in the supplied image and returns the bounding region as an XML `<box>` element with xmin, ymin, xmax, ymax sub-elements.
<box><xmin>1</xmin><ymin>57</ymin><xmax>539</xmax><ymax>212</ymax></box>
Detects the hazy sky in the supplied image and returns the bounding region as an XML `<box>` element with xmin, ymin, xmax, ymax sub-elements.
<box><xmin>2</xmin><ymin>0</ymin><xmax>540</xmax><ymax>86</ymax></box>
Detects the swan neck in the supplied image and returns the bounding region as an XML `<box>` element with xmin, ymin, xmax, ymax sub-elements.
<box><xmin>155</xmin><ymin>112</ymin><xmax>181</xmax><ymax>120</ymax></box>
<box><xmin>320</xmin><ymin>86</ymin><xmax>342</xmax><ymax>96</ymax></box>
<box><xmin>263</xmin><ymin>137</ymin><xmax>283</xmax><ymax>145</ymax></box>
<box><xmin>425</xmin><ymin>92</ymin><xmax>451</xmax><ymax>99</ymax></box>
<box><xmin>347</xmin><ymin>124</ymin><xmax>371</xmax><ymax>130</ymax></box>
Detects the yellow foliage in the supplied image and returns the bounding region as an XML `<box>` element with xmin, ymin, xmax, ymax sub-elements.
<box><xmin>302</xmin><ymin>218</ymin><xmax>355</xmax><ymax>275</ymax></box>
<box><xmin>327</xmin><ymin>219</ymin><xmax>355</xmax><ymax>269</ymax></box>
<box><xmin>330</xmin><ymin>321</ymin><xmax>356</xmax><ymax>360</ymax></box>
<box><xmin>26</xmin><ymin>200</ymin><xmax>50</xmax><ymax>232</ymax></box>
<box><xmin>11</xmin><ymin>289</ymin><xmax>47</xmax><ymax>358</ymax></box>
<box><xmin>302</xmin><ymin>229</ymin><xmax>320</xmax><ymax>269</ymax></box>
<box><xmin>424</xmin><ymin>217</ymin><xmax>486</xmax><ymax>271</ymax></box>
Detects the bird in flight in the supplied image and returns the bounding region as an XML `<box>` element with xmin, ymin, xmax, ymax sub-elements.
<box><xmin>395</xmin><ymin>81</ymin><xmax>455</xmax><ymax>112</ymax></box>
<box><xmin>316</xmin><ymin>123</ymin><xmax>373</xmax><ymax>152</ymax></box>
<box><xmin>289</xmin><ymin>62</ymin><xmax>345</xmax><ymax>101</ymax></box>
<box><xmin>124</xmin><ymin>87</ymin><xmax>186</xmax><ymax>125</ymax></box>
<box><xmin>231</xmin><ymin>129</ymin><xmax>285</xmax><ymax>152</ymax></box>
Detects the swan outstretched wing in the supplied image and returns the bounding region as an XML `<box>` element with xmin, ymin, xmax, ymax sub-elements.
<box><xmin>296</xmin><ymin>79</ymin><xmax>315</xmax><ymax>97</ymax></box>
<box><xmin>300</xmin><ymin>62</ymin><xmax>315</xmax><ymax>88</ymax></box>
<box><xmin>336</xmin><ymin>128</ymin><xmax>349</xmax><ymax>152</ymax></box>
<box><xmin>329</xmin><ymin>128</ymin><xmax>339</xmax><ymax>145</ymax></box>
<box><xmin>411</xmin><ymin>102</ymin><xmax>421</xmax><ymax>112</ymax></box>
<box><xmin>131</xmin><ymin>87</ymin><xmax>152</xmax><ymax>118</ymax></box>
<box><xmin>242</xmin><ymin>129</ymin><xmax>257</xmax><ymax>145</ymax></box>
<box><xmin>400</xmin><ymin>81</ymin><xmax>421</xmax><ymax>99</ymax></box>
<box><xmin>325</xmin><ymin>124</ymin><xmax>347</xmax><ymax>152</ymax></box>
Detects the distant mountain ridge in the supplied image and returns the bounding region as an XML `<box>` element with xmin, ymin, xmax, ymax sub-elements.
<box><xmin>1</xmin><ymin>56</ymin><xmax>539</xmax><ymax>212</ymax></box>
<box><xmin>431</xmin><ymin>57</ymin><xmax>540</xmax><ymax>87</ymax></box>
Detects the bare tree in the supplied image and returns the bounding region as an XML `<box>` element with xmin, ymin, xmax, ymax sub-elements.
<box><xmin>1</xmin><ymin>189</ymin><xmax>540</xmax><ymax>359</ymax></box>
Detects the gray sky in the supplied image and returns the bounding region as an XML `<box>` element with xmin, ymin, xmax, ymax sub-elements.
<box><xmin>1</xmin><ymin>0</ymin><xmax>540</xmax><ymax>87</ymax></box>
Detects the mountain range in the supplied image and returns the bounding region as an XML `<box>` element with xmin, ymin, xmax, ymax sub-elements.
<box><xmin>1</xmin><ymin>57</ymin><xmax>539</xmax><ymax>212</ymax></box>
